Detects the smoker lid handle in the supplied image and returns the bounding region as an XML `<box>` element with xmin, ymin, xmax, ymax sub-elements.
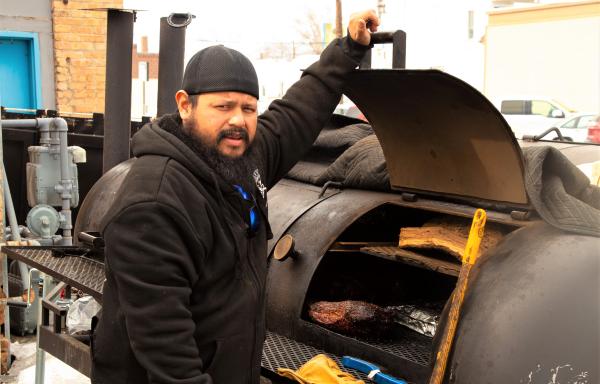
<box><xmin>370</xmin><ymin>31</ymin><xmax>401</xmax><ymax>45</ymax></box>
<box><xmin>358</xmin><ymin>30</ymin><xmax>406</xmax><ymax>69</ymax></box>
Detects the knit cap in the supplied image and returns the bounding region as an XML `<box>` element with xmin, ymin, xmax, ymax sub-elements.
<box><xmin>182</xmin><ymin>45</ymin><xmax>259</xmax><ymax>99</ymax></box>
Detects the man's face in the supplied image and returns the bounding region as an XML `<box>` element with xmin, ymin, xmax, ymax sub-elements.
<box><xmin>177</xmin><ymin>91</ymin><xmax>258</xmax><ymax>158</ymax></box>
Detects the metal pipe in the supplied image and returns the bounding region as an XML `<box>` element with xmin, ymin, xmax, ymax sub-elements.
<box><xmin>2</xmin><ymin>164</ymin><xmax>31</xmax><ymax>290</ymax></box>
<box><xmin>157</xmin><ymin>13</ymin><xmax>194</xmax><ymax>117</ymax></box>
<box><xmin>53</xmin><ymin>118</ymin><xmax>72</xmax><ymax>245</ymax></box>
<box><xmin>0</xmin><ymin>91</ymin><xmax>12</xmax><ymax>369</ymax></box>
<box><xmin>522</xmin><ymin>127</ymin><xmax>566</xmax><ymax>142</ymax></box>
<box><xmin>38</xmin><ymin>119</ymin><xmax>51</xmax><ymax>146</ymax></box>
<box><xmin>2</xmin><ymin>166</ymin><xmax>20</xmax><ymax>242</ymax></box>
<box><xmin>103</xmin><ymin>9</ymin><xmax>135</xmax><ymax>174</ymax></box>
<box><xmin>1</xmin><ymin>119</ymin><xmax>39</xmax><ymax>128</ymax></box>
<box><xmin>391</xmin><ymin>30</ymin><xmax>406</xmax><ymax>69</ymax></box>
<box><xmin>34</xmin><ymin>272</ymin><xmax>47</xmax><ymax>384</ymax></box>
<box><xmin>5</xmin><ymin>225</ymin><xmax>33</xmax><ymax>239</ymax></box>
<box><xmin>3</xmin><ymin>119</ymin><xmax>51</xmax><ymax>146</ymax></box>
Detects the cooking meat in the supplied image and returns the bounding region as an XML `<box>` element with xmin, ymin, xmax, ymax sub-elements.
<box><xmin>308</xmin><ymin>300</ymin><xmax>393</xmax><ymax>337</ymax></box>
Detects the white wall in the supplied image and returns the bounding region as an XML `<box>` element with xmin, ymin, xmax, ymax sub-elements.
<box><xmin>375</xmin><ymin>0</ymin><xmax>490</xmax><ymax>90</ymax></box>
<box><xmin>485</xmin><ymin>15</ymin><xmax>600</xmax><ymax>112</ymax></box>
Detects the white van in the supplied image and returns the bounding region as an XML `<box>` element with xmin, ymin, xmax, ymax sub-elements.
<box><xmin>496</xmin><ymin>97</ymin><xmax>576</xmax><ymax>138</ymax></box>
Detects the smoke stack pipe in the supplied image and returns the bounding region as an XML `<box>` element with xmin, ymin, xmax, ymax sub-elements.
<box><xmin>156</xmin><ymin>13</ymin><xmax>194</xmax><ymax>117</ymax></box>
<box><xmin>103</xmin><ymin>9</ymin><xmax>135</xmax><ymax>174</ymax></box>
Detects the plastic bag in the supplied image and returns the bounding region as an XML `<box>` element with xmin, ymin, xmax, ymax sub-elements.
<box><xmin>66</xmin><ymin>295</ymin><xmax>101</xmax><ymax>335</ymax></box>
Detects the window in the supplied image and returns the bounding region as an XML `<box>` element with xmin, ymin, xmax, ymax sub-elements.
<box><xmin>561</xmin><ymin>117</ymin><xmax>577</xmax><ymax>129</ymax></box>
<box><xmin>138</xmin><ymin>61</ymin><xmax>149</xmax><ymax>81</ymax></box>
<box><xmin>501</xmin><ymin>100</ymin><xmax>527</xmax><ymax>114</ymax></box>
<box><xmin>531</xmin><ymin>100</ymin><xmax>554</xmax><ymax>117</ymax></box>
<box><xmin>578</xmin><ymin>115</ymin><xmax>597</xmax><ymax>128</ymax></box>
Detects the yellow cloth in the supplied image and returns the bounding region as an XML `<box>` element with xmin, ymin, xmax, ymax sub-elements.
<box><xmin>277</xmin><ymin>354</ymin><xmax>365</xmax><ymax>384</ymax></box>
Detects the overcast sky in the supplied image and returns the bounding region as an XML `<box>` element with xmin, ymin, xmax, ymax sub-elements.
<box><xmin>121</xmin><ymin>0</ymin><xmax>592</xmax><ymax>110</ymax></box>
<box><xmin>124</xmin><ymin>0</ymin><xmax>383</xmax><ymax>60</ymax></box>
<box><xmin>122</xmin><ymin>0</ymin><xmax>491</xmax><ymax>96</ymax></box>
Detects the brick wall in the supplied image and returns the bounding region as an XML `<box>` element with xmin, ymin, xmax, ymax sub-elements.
<box><xmin>131</xmin><ymin>44</ymin><xmax>159</xmax><ymax>80</ymax></box>
<box><xmin>51</xmin><ymin>0</ymin><xmax>123</xmax><ymax>113</ymax></box>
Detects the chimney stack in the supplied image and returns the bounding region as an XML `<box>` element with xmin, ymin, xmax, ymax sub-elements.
<box><xmin>141</xmin><ymin>36</ymin><xmax>148</xmax><ymax>54</ymax></box>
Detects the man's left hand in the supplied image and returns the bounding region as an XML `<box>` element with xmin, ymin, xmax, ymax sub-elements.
<box><xmin>348</xmin><ymin>10</ymin><xmax>380</xmax><ymax>46</ymax></box>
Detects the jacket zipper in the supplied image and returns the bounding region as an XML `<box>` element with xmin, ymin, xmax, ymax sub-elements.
<box><xmin>246</xmin><ymin>239</ymin><xmax>261</xmax><ymax>382</ymax></box>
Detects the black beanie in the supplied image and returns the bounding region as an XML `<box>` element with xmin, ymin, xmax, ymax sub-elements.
<box><xmin>181</xmin><ymin>45</ymin><xmax>259</xmax><ymax>99</ymax></box>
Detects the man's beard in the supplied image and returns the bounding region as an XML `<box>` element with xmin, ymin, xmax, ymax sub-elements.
<box><xmin>181</xmin><ymin>117</ymin><xmax>257</xmax><ymax>192</ymax></box>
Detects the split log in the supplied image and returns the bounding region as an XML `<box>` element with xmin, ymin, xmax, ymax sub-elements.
<box><xmin>399</xmin><ymin>217</ymin><xmax>505</xmax><ymax>260</ymax></box>
<box><xmin>399</xmin><ymin>227</ymin><xmax>466</xmax><ymax>259</ymax></box>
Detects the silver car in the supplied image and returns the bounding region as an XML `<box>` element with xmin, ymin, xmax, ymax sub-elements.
<box><xmin>552</xmin><ymin>113</ymin><xmax>598</xmax><ymax>142</ymax></box>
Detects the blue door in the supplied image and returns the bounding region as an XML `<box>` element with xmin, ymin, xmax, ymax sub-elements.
<box><xmin>0</xmin><ymin>32</ymin><xmax>41</xmax><ymax>110</ymax></box>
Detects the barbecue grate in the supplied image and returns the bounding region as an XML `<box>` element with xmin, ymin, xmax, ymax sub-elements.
<box><xmin>262</xmin><ymin>331</ymin><xmax>369</xmax><ymax>380</ymax></box>
<box><xmin>368</xmin><ymin>334</ymin><xmax>431</xmax><ymax>367</ymax></box>
<box><xmin>323</xmin><ymin>323</ymin><xmax>432</xmax><ymax>367</ymax></box>
<box><xmin>3</xmin><ymin>247</ymin><xmax>104</xmax><ymax>299</ymax></box>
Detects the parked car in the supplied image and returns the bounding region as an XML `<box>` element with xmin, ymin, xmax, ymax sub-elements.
<box><xmin>586</xmin><ymin>115</ymin><xmax>600</xmax><ymax>143</ymax></box>
<box><xmin>550</xmin><ymin>113</ymin><xmax>598</xmax><ymax>142</ymax></box>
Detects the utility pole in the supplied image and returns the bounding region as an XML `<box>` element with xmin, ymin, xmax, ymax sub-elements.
<box><xmin>377</xmin><ymin>0</ymin><xmax>386</xmax><ymax>18</ymax></box>
<box><xmin>335</xmin><ymin>0</ymin><xmax>343</xmax><ymax>38</ymax></box>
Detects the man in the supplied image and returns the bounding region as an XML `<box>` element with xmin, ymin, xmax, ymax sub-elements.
<box><xmin>92</xmin><ymin>10</ymin><xmax>379</xmax><ymax>384</ymax></box>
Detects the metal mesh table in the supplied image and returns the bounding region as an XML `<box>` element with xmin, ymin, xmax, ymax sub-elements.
<box><xmin>2</xmin><ymin>246</ymin><xmax>104</xmax><ymax>300</ymax></box>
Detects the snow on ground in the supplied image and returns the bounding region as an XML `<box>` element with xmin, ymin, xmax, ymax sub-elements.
<box><xmin>9</xmin><ymin>336</ymin><xmax>90</xmax><ymax>384</ymax></box>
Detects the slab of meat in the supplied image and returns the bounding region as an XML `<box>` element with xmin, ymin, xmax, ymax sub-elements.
<box><xmin>308</xmin><ymin>300</ymin><xmax>393</xmax><ymax>337</ymax></box>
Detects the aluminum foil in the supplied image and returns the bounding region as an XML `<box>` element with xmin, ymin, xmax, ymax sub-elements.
<box><xmin>387</xmin><ymin>304</ymin><xmax>442</xmax><ymax>337</ymax></box>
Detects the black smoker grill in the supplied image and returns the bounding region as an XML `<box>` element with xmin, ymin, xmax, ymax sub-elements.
<box><xmin>258</xmin><ymin>59</ymin><xmax>599</xmax><ymax>383</ymax></box>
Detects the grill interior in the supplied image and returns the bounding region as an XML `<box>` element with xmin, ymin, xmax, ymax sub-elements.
<box><xmin>301</xmin><ymin>203</ymin><xmax>514</xmax><ymax>374</ymax></box>
<box><xmin>303</xmin><ymin>249</ymin><xmax>455</xmax><ymax>367</ymax></box>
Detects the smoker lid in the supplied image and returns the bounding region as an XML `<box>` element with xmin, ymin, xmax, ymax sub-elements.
<box><xmin>344</xmin><ymin>69</ymin><xmax>529</xmax><ymax>208</ymax></box>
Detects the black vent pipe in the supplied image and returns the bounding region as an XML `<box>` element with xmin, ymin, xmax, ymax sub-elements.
<box><xmin>103</xmin><ymin>9</ymin><xmax>135</xmax><ymax>174</ymax></box>
<box><xmin>157</xmin><ymin>13</ymin><xmax>194</xmax><ymax>117</ymax></box>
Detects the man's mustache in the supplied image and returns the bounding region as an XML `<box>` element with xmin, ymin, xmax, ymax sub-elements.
<box><xmin>217</xmin><ymin>127</ymin><xmax>249</xmax><ymax>144</ymax></box>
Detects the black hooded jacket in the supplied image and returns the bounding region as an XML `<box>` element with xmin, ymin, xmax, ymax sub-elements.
<box><xmin>91</xmin><ymin>36</ymin><xmax>368</xmax><ymax>384</ymax></box>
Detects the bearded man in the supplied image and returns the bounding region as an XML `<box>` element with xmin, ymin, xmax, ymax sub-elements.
<box><xmin>91</xmin><ymin>10</ymin><xmax>379</xmax><ymax>384</ymax></box>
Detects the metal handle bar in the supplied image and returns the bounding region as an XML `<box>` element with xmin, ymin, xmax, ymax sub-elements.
<box><xmin>359</xmin><ymin>30</ymin><xmax>407</xmax><ymax>69</ymax></box>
